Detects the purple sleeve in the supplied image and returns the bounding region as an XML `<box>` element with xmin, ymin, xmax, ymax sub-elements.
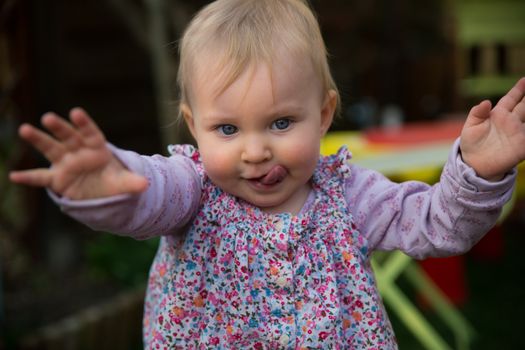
<box><xmin>49</xmin><ymin>144</ymin><xmax>201</xmax><ymax>239</ymax></box>
<box><xmin>345</xmin><ymin>139</ymin><xmax>516</xmax><ymax>259</ymax></box>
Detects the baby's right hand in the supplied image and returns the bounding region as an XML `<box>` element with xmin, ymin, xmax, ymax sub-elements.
<box><xmin>9</xmin><ymin>108</ymin><xmax>148</xmax><ymax>200</ymax></box>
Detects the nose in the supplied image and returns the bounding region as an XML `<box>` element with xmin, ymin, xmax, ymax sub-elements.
<box><xmin>241</xmin><ymin>135</ymin><xmax>271</xmax><ymax>163</ymax></box>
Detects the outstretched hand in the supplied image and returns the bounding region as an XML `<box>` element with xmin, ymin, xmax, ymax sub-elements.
<box><xmin>9</xmin><ymin>108</ymin><xmax>148</xmax><ymax>200</ymax></box>
<box><xmin>460</xmin><ymin>77</ymin><xmax>525</xmax><ymax>181</ymax></box>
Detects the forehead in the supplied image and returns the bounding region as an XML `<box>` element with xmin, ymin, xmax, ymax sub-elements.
<box><xmin>191</xmin><ymin>46</ymin><xmax>321</xmax><ymax>102</ymax></box>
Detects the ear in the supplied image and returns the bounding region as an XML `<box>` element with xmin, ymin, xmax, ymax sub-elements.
<box><xmin>320</xmin><ymin>89</ymin><xmax>337</xmax><ymax>137</ymax></box>
<box><xmin>180</xmin><ymin>103</ymin><xmax>197</xmax><ymax>139</ymax></box>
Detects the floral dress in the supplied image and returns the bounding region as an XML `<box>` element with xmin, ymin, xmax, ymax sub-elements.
<box><xmin>143</xmin><ymin>145</ymin><xmax>397</xmax><ymax>349</ymax></box>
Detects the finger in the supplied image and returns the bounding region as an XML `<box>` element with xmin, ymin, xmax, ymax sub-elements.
<box><xmin>41</xmin><ymin>112</ymin><xmax>84</xmax><ymax>150</ymax></box>
<box><xmin>9</xmin><ymin>168</ymin><xmax>53</xmax><ymax>188</ymax></box>
<box><xmin>18</xmin><ymin>123</ymin><xmax>66</xmax><ymax>163</ymax></box>
<box><xmin>464</xmin><ymin>100</ymin><xmax>492</xmax><ymax>127</ymax></box>
<box><xmin>69</xmin><ymin>107</ymin><xmax>107</xmax><ymax>148</ymax></box>
<box><xmin>495</xmin><ymin>77</ymin><xmax>525</xmax><ymax>112</ymax></box>
<box><xmin>513</xmin><ymin>96</ymin><xmax>525</xmax><ymax>122</ymax></box>
<box><xmin>118</xmin><ymin>173</ymin><xmax>149</xmax><ymax>194</ymax></box>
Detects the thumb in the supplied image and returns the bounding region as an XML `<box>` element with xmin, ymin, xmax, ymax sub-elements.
<box><xmin>464</xmin><ymin>100</ymin><xmax>492</xmax><ymax>127</ymax></box>
<box><xmin>117</xmin><ymin>173</ymin><xmax>149</xmax><ymax>194</ymax></box>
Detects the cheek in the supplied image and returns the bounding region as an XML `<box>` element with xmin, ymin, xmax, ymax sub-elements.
<box><xmin>280</xmin><ymin>135</ymin><xmax>320</xmax><ymax>171</ymax></box>
<box><xmin>200</xmin><ymin>147</ymin><xmax>237</xmax><ymax>182</ymax></box>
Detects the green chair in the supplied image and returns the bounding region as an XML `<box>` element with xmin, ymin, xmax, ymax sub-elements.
<box><xmin>372</xmin><ymin>251</ymin><xmax>475</xmax><ymax>350</ymax></box>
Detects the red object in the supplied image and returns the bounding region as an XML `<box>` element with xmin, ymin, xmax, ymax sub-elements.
<box><xmin>419</xmin><ymin>255</ymin><xmax>468</xmax><ymax>306</ymax></box>
<box><xmin>419</xmin><ymin>225</ymin><xmax>505</xmax><ymax>307</ymax></box>
<box><xmin>365</xmin><ymin>119</ymin><xmax>464</xmax><ymax>146</ymax></box>
<box><xmin>469</xmin><ymin>225</ymin><xmax>505</xmax><ymax>260</ymax></box>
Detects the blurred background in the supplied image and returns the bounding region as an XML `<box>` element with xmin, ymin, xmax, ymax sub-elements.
<box><xmin>1</xmin><ymin>0</ymin><xmax>524</xmax><ymax>349</ymax></box>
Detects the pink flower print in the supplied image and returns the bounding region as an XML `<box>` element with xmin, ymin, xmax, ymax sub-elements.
<box><xmin>219</xmin><ymin>251</ymin><xmax>234</xmax><ymax>264</ymax></box>
<box><xmin>317</xmin><ymin>284</ymin><xmax>327</xmax><ymax>294</ymax></box>
<box><xmin>315</xmin><ymin>308</ymin><xmax>328</xmax><ymax>318</ymax></box>
<box><xmin>225</xmin><ymin>290</ymin><xmax>239</xmax><ymax>299</ymax></box>
<box><xmin>152</xmin><ymin>330</ymin><xmax>164</xmax><ymax>342</ymax></box>
<box><xmin>275</xmin><ymin>241</ymin><xmax>288</xmax><ymax>252</ymax></box>
<box><xmin>248</xmin><ymin>238</ymin><xmax>259</xmax><ymax>255</ymax></box>
<box><xmin>319</xmin><ymin>331</ymin><xmax>330</xmax><ymax>341</ymax></box>
<box><xmin>208</xmin><ymin>292</ymin><xmax>219</xmax><ymax>306</ymax></box>
<box><xmin>170</xmin><ymin>315</ymin><xmax>181</xmax><ymax>325</ymax></box>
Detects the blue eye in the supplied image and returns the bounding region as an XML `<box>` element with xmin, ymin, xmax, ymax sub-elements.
<box><xmin>272</xmin><ymin>118</ymin><xmax>291</xmax><ymax>130</ymax></box>
<box><xmin>218</xmin><ymin>124</ymin><xmax>238</xmax><ymax>136</ymax></box>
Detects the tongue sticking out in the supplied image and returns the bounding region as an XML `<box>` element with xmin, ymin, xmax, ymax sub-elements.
<box><xmin>260</xmin><ymin>165</ymin><xmax>287</xmax><ymax>185</ymax></box>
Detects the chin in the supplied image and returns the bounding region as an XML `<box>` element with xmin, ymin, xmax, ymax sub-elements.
<box><xmin>247</xmin><ymin>197</ymin><xmax>281</xmax><ymax>208</ymax></box>
<box><xmin>242</xmin><ymin>195</ymin><xmax>285</xmax><ymax>211</ymax></box>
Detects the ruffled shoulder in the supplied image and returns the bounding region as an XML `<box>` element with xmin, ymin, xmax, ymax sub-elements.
<box><xmin>167</xmin><ymin>144</ymin><xmax>206</xmax><ymax>178</ymax></box>
<box><xmin>312</xmin><ymin>146</ymin><xmax>352</xmax><ymax>185</ymax></box>
<box><xmin>167</xmin><ymin>143</ymin><xmax>199</xmax><ymax>160</ymax></box>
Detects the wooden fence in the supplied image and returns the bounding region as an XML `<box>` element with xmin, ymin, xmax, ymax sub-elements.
<box><xmin>17</xmin><ymin>287</ymin><xmax>145</xmax><ymax>350</ymax></box>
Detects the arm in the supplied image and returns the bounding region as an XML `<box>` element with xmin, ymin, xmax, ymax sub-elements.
<box><xmin>346</xmin><ymin>77</ymin><xmax>525</xmax><ymax>259</ymax></box>
<box><xmin>346</xmin><ymin>140</ymin><xmax>516</xmax><ymax>259</ymax></box>
<box><xmin>9</xmin><ymin>108</ymin><xmax>201</xmax><ymax>239</ymax></box>
<box><xmin>50</xmin><ymin>145</ymin><xmax>201</xmax><ymax>239</ymax></box>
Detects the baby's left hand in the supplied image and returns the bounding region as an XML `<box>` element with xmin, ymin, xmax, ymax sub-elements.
<box><xmin>460</xmin><ymin>77</ymin><xmax>525</xmax><ymax>181</ymax></box>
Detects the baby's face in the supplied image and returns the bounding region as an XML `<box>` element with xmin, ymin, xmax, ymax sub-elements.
<box><xmin>184</xmin><ymin>54</ymin><xmax>336</xmax><ymax>214</ymax></box>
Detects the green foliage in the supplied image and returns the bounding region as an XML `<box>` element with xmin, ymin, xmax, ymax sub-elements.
<box><xmin>85</xmin><ymin>234</ymin><xmax>159</xmax><ymax>287</ymax></box>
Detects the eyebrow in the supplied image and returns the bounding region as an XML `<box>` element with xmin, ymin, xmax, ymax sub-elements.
<box><xmin>272</xmin><ymin>102</ymin><xmax>304</xmax><ymax>116</ymax></box>
<box><xmin>200</xmin><ymin>113</ymin><xmax>240</xmax><ymax>124</ymax></box>
<box><xmin>199</xmin><ymin>101</ymin><xmax>305</xmax><ymax>126</ymax></box>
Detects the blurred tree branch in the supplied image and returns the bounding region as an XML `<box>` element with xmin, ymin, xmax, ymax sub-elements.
<box><xmin>106</xmin><ymin>0</ymin><xmax>193</xmax><ymax>146</ymax></box>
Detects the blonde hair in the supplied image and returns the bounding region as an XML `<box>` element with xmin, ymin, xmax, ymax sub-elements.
<box><xmin>177</xmin><ymin>0</ymin><xmax>340</xmax><ymax>115</ymax></box>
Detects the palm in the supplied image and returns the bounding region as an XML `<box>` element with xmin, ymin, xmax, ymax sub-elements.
<box><xmin>10</xmin><ymin>108</ymin><xmax>148</xmax><ymax>199</ymax></box>
<box><xmin>460</xmin><ymin>78</ymin><xmax>525</xmax><ymax>180</ymax></box>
